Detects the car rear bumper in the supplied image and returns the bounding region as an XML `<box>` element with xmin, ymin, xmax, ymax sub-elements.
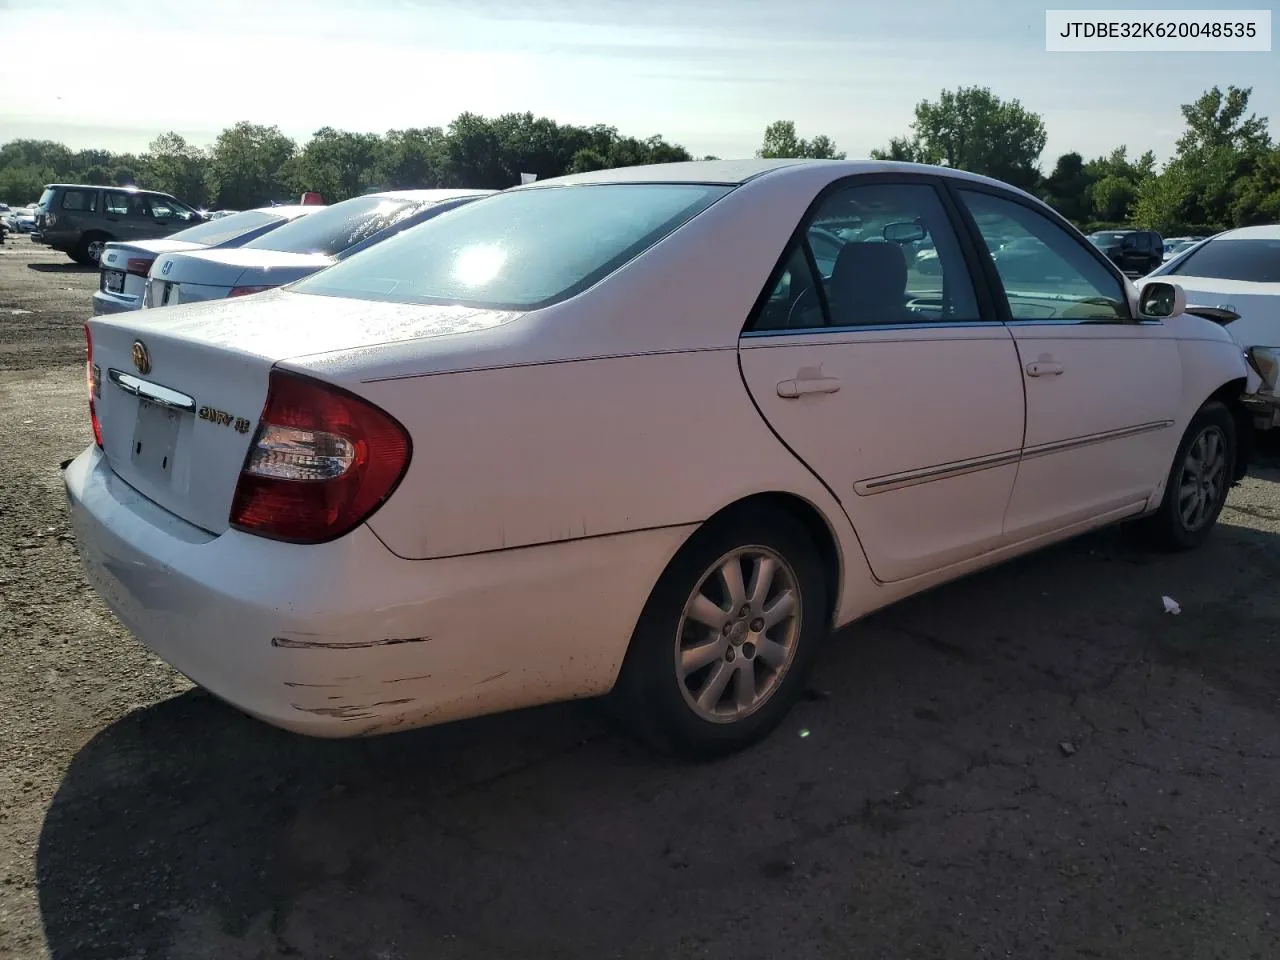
<box><xmin>92</xmin><ymin>290</ymin><xmax>140</xmax><ymax>315</ymax></box>
<box><xmin>63</xmin><ymin>445</ymin><xmax>688</xmax><ymax>737</ymax></box>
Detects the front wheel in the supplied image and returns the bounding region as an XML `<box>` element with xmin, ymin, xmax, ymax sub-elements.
<box><xmin>610</xmin><ymin>505</ymin><xmax>828</xmax><ymax>758</ymax></box>
<box><xmin>1140</xmin><ymin>400</ymin><xmax>1236</xmax><ymax>551</ymax></box>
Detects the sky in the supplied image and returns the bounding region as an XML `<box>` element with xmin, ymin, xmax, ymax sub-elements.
<box><xmin>0</xmin><ymin>0</ymin><xmax>1277</xmax><ymax>169</ymax></box>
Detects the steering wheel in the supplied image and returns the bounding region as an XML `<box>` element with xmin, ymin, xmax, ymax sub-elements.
<box><xmin>786</xmin><ymin>286</ymin><xmax>819</xmax><ymax>327</ymax></box>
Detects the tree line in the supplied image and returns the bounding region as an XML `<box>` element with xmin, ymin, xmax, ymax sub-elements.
<box><xmin>0</xmin><ymin>113</ymin><xmax>701</xmax><ymax>211</ymax></box>
<box><xmin>1</xmin><ymin>84</ymin><xmax>1275</xmax><ymax>236</ymax></box>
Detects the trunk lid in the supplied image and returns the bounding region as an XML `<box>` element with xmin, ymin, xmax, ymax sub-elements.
<box><xmin>146</xmin><ymin>248</ymin><xmax>333</xmax><ymax>307</ymax></box>
<box><xmin>88</xmin><ymin>290</ymin><xmax>520</xmax><ymax>535</ymax></box>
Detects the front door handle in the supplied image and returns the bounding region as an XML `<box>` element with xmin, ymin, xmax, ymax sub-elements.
<box><xmin>1025</xmin><ymin>360</ymin><xmax>1064</xmax><ymax>377</ymax></box>
<box><xmin>777</xmin><ymin>376</ymin><xmax>842</xmax><ymax>398</ymax></box>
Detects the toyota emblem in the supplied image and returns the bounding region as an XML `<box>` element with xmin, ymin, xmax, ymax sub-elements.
<box><xmin>131</xmin><ymin>340</ymin><xmax>151</xmax><ymax>375</ymax></box>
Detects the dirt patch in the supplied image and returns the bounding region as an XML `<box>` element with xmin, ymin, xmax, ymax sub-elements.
<box><xmin>0</xmin><ymin>237</ymin><xmax>99</xmax><ymax>372</ymax></box>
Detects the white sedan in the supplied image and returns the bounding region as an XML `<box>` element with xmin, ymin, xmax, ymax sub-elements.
<box><xmin>66</xmin><ymin>160</ymin><xmax>1250</xmax><ymax>757</ymax></box>
<box><xmin>1143</xmin><ymin>225</ymin><xmax>1280</xmax><ymax>432</ymax></box>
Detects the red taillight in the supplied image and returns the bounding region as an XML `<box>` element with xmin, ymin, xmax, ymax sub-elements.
<box><xmin>227</xmin><ymin>285</ymin><xmax>273</xmax><ymax>298</ymax></box>
<box><xmin>84</xmin><ymin>323</ymin><xmax>103</xmax><ymax>448</ymax></box>
<box><xmin>125</xmin><ymin>257</ymin><xmax>154</xmax><ymax>277</ymax></box>
<box><xmin>229</xmin><ymin>370</ymin><xmax>412</xmax><ymax>544</ymax></box>
<box><xmin>300</xmin><ymin>192</ymin><xmax>325</xmax><ymax>206</ymax></box>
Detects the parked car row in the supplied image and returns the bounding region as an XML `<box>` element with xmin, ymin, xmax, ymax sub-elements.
<box><xmin>91</xmin><ymin>188</ymin><xmax>494</xmax><ymax>315</ymax></box>
<box><xmin>2</xmin><ymin>202</ymin><xmax>38</xmax><ymax>236</ymax></box>
<box><xmin>1087</xmin><ymin>228</ymin><xmax>1165</xmax><ymax>275</ymax></box>
<box><xmin>65</xmin><ymin>157</ymin><xmax>1267</xmax><ymax>759</ymax></box>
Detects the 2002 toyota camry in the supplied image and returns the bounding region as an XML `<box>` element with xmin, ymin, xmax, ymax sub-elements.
<box><xmin>66</xmin><ymin>159</ymin><xmax>1250</xmax><ymax>757</ymax></box>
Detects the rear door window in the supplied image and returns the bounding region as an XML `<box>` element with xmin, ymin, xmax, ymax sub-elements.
<box><xmin>61</xmin><ymin>189</ymin><xmax>98</xmax><ymax>212</ymax></box>
<box><xmin>104</xmin><ymin>191</ymin><xmax>147</xmax><ymax>217</ymax></box>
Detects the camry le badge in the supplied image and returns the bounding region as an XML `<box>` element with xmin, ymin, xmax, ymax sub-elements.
<box><xmin>132</xmin><ymin>340</ymin><xmax>151</xmax><ymax>375</ymax></box>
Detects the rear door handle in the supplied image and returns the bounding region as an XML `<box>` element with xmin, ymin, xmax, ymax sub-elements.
<box><xmin>777</xmin><ymin>377</ymin><xmax>842</xmax><ymax>398</ymax></box>
<box><xmin>1025</xmin><ymin>361</ymin><xmax>1064</xmax><ymax>377</ymax></box>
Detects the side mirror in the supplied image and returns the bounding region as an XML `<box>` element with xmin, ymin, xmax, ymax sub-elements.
<box><xmin>1138</xmin><ymin>281</ymin><xmax>1186</xmax><ymax>319</ymax></box>
<box><xmin>883</xmin><ymin>220</ymin><xmax>926</xmax><ymax>244</ymax></box>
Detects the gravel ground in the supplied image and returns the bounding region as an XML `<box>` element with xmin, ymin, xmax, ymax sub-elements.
<box><xmin>2</xmin><ymin>235</ymin><xmax>1280</xmax><ymax>959</ymax></box>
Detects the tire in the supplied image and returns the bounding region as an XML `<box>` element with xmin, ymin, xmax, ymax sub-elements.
<box><xmin>1140</xmin><ymin>400</ymin><xmax>1236</xmax><ymax>551</ymax></box>
<box><xmin>610</xmin><ymin>504</ymin><xmax>829</xmax><ymax>759</ymax></box>
<box><xmin>71</xmin><ymin>233</ymin><xmax>109</xmax><ymax>266</ymax></box>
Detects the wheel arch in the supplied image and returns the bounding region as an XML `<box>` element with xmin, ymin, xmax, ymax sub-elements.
<box><xmin>1205</xmin><ymin>376</ymin><xmax>1251</xmax><ymax>483</ymax></box>
<box><xmin>651</xmin><ymin>491</ymin><xmax>845</xmax><ymax>632</ymax></box>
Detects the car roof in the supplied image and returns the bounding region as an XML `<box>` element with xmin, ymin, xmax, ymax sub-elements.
<box><xmin>366</xmin><ymin>188</ymin><xmax>497</xmax><ymax>203</ymax></box>
<box><xmin>250</xmin><ymin>205</ymin><xmax>314</xmax><ymax>218</ymax></box>
<box><xmin>515</xmin><ymin>158</ymin><xmax>1051</xmax><ymax>198</ymax></box>
<box><xmin>1215</xmin><ymin>224</ymin><xmax>1280</xmax><ymax>241</ymax></box>
<box><xmin>43</xmin><ymin>182</ymin><xmax>172</xmax><ymax>194</ymax></box>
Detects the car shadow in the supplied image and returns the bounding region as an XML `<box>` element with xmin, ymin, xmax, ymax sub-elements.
<box><xmin>27</xmin><ymin>262</ymin><xmax>95</xmax><ymax>274</ymax></box>
<box><xmin>36</xmin><ymin>519</ymin><xmax>1280</xmax><ymax>959</ymax></box>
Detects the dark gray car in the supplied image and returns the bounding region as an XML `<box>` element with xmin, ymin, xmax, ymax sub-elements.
<box><xmin>32</xmin><ymin>183</ymin><xmax>207</xmax><ymax>265</ymax></box>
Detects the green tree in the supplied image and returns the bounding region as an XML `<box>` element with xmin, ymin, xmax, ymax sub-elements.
<box><xmin>141</xmin><ymin>132</ymin><xmax>209</xmax><ymax>206</ymax></box>
<box><xmin>441</xmin><ymin>112</ymin><xmax>509</xmax><ymax>188</ymax></box>
<box><xmin>206</xmin><ymin>122</ymin><xmax>297</xmax><ymax>208</ymax></box>
<box><xmin>0</xmin><ymin>165</ymin><xmax>48</xmax><ymax>204</ymax></box>
<box><xmin>0</xmin><ymin>139</ymin><xmax>74</xmax><ymax>179</ymax></box>
<box><xmin>757</xmin><ymin>121</ymin><xmax>846</xmax><ymax>160</ymax></box>
<box><xmin>874</xmin><ymin>86</ymin><xmax>1047</xmax><ymax>191</ymax></box>
<box><xmin>1131</xmin><ymin>86</ymin><xmax>1275</xmax><ymax>233</ymax></box>
<box><xmin>1177</xmin><ymin>85</ymin><xmax>1271</xmax><ymax>154</ymax></box>
<box><xmin>297</xmin><ymin>127</ymin><xmax>381</xmax><ymax>201</ymax></box>
<box><xmin>375</xmin><ymin>127</ymin><xmax>447</xmax><ymax>189</ymax></box>
<box><xmin>1040</xmin><ymin>152</ymin><xmax>1092</xmax><ymax>222</ymax></box>
<box><xmin>1088</xmin><ymin>175</ymin><xmax>1138</xmax><ymax>223</ymax></box>
<box><xmin>569</xmin><ymin>148</ymin><xmax>609</xmax><ymax>173</ymax></box>
<box><xmin>869</xmin><ymin>137</ymin><xmax>924</xmax><ymax>163</ymax></box>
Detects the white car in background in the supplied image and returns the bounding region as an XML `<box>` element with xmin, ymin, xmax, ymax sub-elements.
<box><xmin>141</xmin><ymin>189</ymin><xmax>493</xmax><ymax>309</ymax></box>
<box><xmin>67</xmin><ymin>160</ymin><xmax>1248</xmax><ymax>758</ymax></box>
<box><xmin>1144</xmin><ymin>225</ymin><xmax>1280</xmax><ymax>430</ymax></box>
<box><xmin>94</xmin><ymin>206</ymin><xmax>323</xmax><ymax>315</ymax></box>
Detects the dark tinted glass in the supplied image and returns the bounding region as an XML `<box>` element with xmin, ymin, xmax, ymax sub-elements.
<box><xmin>292</xmin><ymin>183</ymin><xmax>731</xmax><ymax>310</ymax></box>
<box><xmin>243</xmin><ymin>196</ymin><xmax>427</xmax><ymax>257</ymax></box>
<box><xmin>168</xmin><ymin>210</ymin><xmax>283</xmax><ymax>246</ymax></box>
<box><xmin>1168</xmin><ymin>236</ymin><xmax>1280</xmax><ymax>283</ymax></box>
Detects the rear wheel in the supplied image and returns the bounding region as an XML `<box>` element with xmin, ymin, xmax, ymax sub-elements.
<box><xmin>611</xmin><ymin>505</ymin><xmax>828</xmax><ymax>758</ymax></box>
<box><xmin>71</xmin><ymin>232</ymin><xmax>110</xmax><ymax>266</ymax></box>
<box><xmin>1140</xmin><ymin>400</ymin><xmax>1236</xmax><ymax>551</ymax></box>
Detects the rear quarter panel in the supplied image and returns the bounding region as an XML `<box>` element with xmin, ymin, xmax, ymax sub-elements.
<box><xmin>355</xmin><ymin>348</ymin><xmax>873</xmax><ymax>625</ymax></box>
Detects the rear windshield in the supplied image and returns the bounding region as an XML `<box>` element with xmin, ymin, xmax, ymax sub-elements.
<box><xmin>290</xmin><ymin>183</ymin><xmax>733</xmax><ymax>310</ymax></box>
<box><xmin>167</xmin><ymin>209</ymin><xmax>283</xmax><ymax>246</ymax></box>
<box><xmin>1168</xmin><ymin>236</ymin><xmax>1280</xmax><ymax>283</ymax></box>
<box><xmin>243</xmin><ymin>196</ymin><xmax>427</xmax><ymax>257</ymax></box>
<box><xmin>38</xmin><ymin>188</ymin><xmax>54</xmax><ymax>210</ymax></box>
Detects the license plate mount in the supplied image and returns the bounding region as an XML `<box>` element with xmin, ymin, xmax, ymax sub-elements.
<box><xmin>104</xmin><ymin>270</ymin><xmax>125</xmax><ymax>294</ymax></box>
<box><xmin>130</xmin><ymin>399</ymin><xmax>181</xmax><ymax>482</ymax></box>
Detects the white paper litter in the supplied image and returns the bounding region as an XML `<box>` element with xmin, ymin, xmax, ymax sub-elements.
<box><xmin>1162</xmin><ymin>595</ymin><xmax>1181</xmax><ymax>615</ymax></box>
